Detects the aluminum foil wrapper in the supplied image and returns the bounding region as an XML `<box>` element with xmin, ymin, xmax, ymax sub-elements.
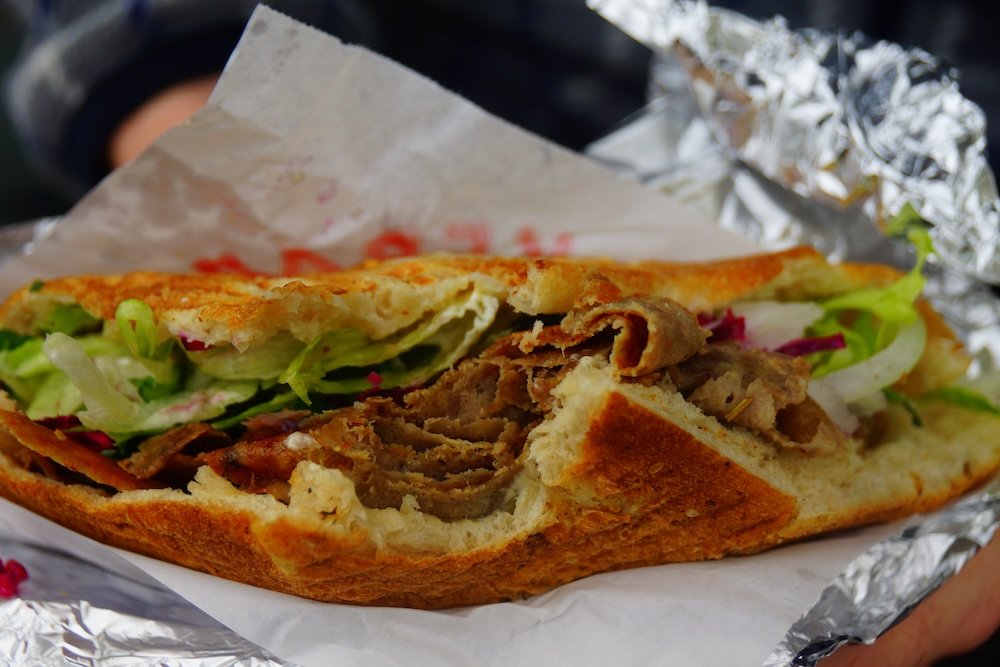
<box><xmin>763</xmin><ymin>480</ymin><xmax>1000</xmax><ymax>666</ymax></box>
<box><xmin>589</xmin><ymin>0</ymin><xmax>1000</xmax><ymax>360</ymax></box>
<box><xmin>589</xmin><ymin>0</ymin><xmax>1000</xmax><ymax>284</ymax></box>
<box><xmin>587</xmin><ymin>0</ymin><xmax>1000</xmax><ymax>664</ymax></box>
<box><xmin>0</xmin><ymin>537</ymin><xmax>290</xmax><ymax>666</ymax></box>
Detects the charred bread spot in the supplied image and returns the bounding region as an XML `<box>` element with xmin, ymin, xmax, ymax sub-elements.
<box><xmin>568</xmin><ymin>392</ymin><xmax>798</xmax><ymax>550</ymax></box>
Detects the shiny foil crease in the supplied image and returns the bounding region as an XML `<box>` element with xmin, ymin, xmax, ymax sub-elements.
<box><xmin>589</xmin><ymin>0</ymin><xmax>1000</xmax><ymax>284</ymax></box>
<box><xmin>763</xmin><ymin>480</ymin><xmax>1000</xmax><ymax>666</ymax></box>
<box><xmin>0</xmin><ymin>537</ymin><xmax>291</xmax><ymax>666</ymax></box>
<box><xmin>586</xmin><ymin>1</ymin><xmax>1000</xmax><ymax>665</ymax></box>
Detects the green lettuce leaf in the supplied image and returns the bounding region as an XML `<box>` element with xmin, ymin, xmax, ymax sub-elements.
<box><xmin>808</xmin><ymin>227</ymin><xmax>932</xmax><ymax>379</ymax></box>
<box><xmin>883</xmin><ymin>387</ymin><xmax>923</xmax><ymax>427</ymax></box>
<box><xmin>280</xmin><ymin>290</ymin><xmax>499</xmax><ymax>403</ymax></box>
<box><xmin>190</xmin><ymin>331</ymin><xmax>306</xmax><ymax>381</ymax></box>
<box><xmin>209</xmin><ymin>391</ymin><xmax>301</xmax><ymax>431</ymax></box>
<box><xmin>0</xmin><ymin>329</ymin><xmax>33</xmax><ymax>351</ymax></box>
<box><xmin>42</xmin><ymin>304</ymin><xmax>100</xmax><ymax>335</ymax></box>
<box><xmin>43</xmin><ymin>333</ymin><xmax>140</xmax><ymax>428</ymax></box>
<box><xmin>24</xmin><ymin>369</ymin><xmax>83</xmax><ymax>419</ymax></box>
<box><xmin>0</xmin><ymin>338</ymin><xmax>45</xmax><ymax>401</ymax></box>
<box><xmin>923</xmin><ymin>386</ymin><xmax>1000</xmax><ymax>417</ymax></box>
<box><xmin>116</xmin><ymin>299</ymin><xmax>160</xmax><ymax>359</ymax></box>
<box><xmin>42</xmin><ymin>332</ymin><xmax>257</xmax><ymax>435</ymax></box>
<box><xmin>0</xmin><ymin>336</ymin><xmax>125</xmax><ymax>401</ymax></box>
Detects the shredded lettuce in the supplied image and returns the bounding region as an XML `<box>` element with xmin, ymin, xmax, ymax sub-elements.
<box><xmin>43</xmin><ymin>332</ymin><xmax>142</xmax><ymax>429</ymax></box>
<box><xmin>808</xmin><ymin>227</ymin><xmax>932</xmax><ymax>379</ymax></box>
<box><xmin>0</xmin><ymin>335</ymin><xmax>122</xmax><ymax>402</ymax></box>
<box><xmin>209</xmin><ymin>391</ymin><xmax>301</xmax><ymax>431</ymax></box>
<box><xmin>43</xmin><ymin>332</ymin><xmax>257</xmax><ymax>435</ymax></box>
<box><xmin>24</xmin><ymin>370</ymin><xmax>83</xmax><ymax>419</ymax></box>
<box><xmin>126</xmin><ymin>382</ymin><xmax>260</xmax><ymax>434</ymax></box>
<box><xmin>0</xmin><ymin>338</ymin><xmax>45</xmax><ymax>401</ymax></box>
<box><xmin>187</xmin><ymin>331</ymin><xmax>303</xmax><ymax>381</ymax></box>
<box><xmin>0</xmin><ymin>330</ymin><xmax>33</xmax><ymax>350</ymax></box>
<box><xmin>883</xmin><ymin>387</ymin><xmax>924</xmax><ymax>426</ymax></box>
<box><xmin>280</xmin><ymin>290</ymin><xmax>499</xmax><ymax>403</ymax></box>
<box><xmin>116</xmin><ymin>299</ymin><xmax>161</xmax><ymax>359</ymax></box>
<box><xmin>42</xmin><ymin>304</ymin><xmax>100</xmax><ymax>335</ymax></box>
<box><xmin>311</xmin><ymin>303</ymin><xmax>497</xmax><ymax>395</ymax></box>
<box><xmin>883</xmin><ymin>202</ymin><xmax>927</xmax><ymax>238</ymax></box>
<box><xmin>280</xmin><ymin>329</ymin><xmax>369</xmax><ymax>402</ymax></box>
<box><xmin>924</xmin><ymin>386</ymin><xmax>1000</xmax><ymax>417</ymax></box>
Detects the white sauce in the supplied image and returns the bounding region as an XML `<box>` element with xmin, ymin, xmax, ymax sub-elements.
<box><xmin>284</xmin><ymin>431</ymin><xmax>318</xmax><ymax>452</ymax></box>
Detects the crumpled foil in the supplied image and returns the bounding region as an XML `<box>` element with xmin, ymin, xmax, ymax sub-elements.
<box><xmin>0</xmin><ymin>536</ymin><xmax>291</xmax><ymax>666</ymax></box>
<box><xmin>589</xmin><ymin>0</ymin><xmax>1000</xmax><ymax>284</ymax></box>
<box><xmin>588</xmin><ymin>0</ymin><xmax>1000</xmax><ymax>362</ymax></box>
<box><xmin>586</xmin><ymin>1</ymin><xmax>1000</xmax><ymax>665</ymax></box>
<box><xmin>763</xmin><ymin>480</ymin><xmax>1000</xmax><ymax>666</ymax></box>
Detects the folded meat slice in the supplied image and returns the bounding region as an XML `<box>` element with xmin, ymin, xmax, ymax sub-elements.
<box><xmin>0</xmin><ymin>411</ymin><xmax>161</xmax><ymax>491</ymax></box>
<box><xmin>120</xmin><ymin>423</ymin><xmax>230</xmax><ymax>479</ymax></box>
<box><xmin>515</xmin><ymin>296</ymin><xmax>708</xmax><ymax>375</ymax></box>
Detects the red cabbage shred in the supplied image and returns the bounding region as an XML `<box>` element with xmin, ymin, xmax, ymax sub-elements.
<box><xmin>35</xmin><ymin>415</ymin><xmax>83</xmax><ymax>430</ymax></box>
<box><xmin>698</xmin><ymin>308</ymin><xmax>746</xmax><ymax>344</ymax></box>
<box><xmin>0</xmin><ymin>558</ymin><xmax>29</xmax><ymax>599</ymax></box>
<box><xmin>775</xmin><ymin>333</ymin><xmax>847</xmax><ymax>356</ymax></box>
<box><xmin>67</xmin><ymin>430</ymin><xmax>116</xmax><ymax>452</ymax></box>
<box><xmin>179</xmin><ymin>334</ymin><xmax>211</xmax><ymax>351</ymax></box>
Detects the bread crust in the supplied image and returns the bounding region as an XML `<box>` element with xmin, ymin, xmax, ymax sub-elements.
<box><xmin>2</xmin><ymin>386</ymin><xmax>995</xmax><ymax>608</ymax></box>
<box><xmin>0</xmin><ymin>390</ymin><xmax>803</xmax><ymax>607</ymax></box>
<box><xmin>0</xmin><ymin>248</ymin><xmax>996</xmax><ymax>608</ymax></box>
<box><xmin>0</xmin><ymin>247</ymin><xmax>900</xmax><ymax>333</ymax></box>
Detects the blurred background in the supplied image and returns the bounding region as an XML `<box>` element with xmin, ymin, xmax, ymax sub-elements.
<box><xmin>1</xmin><ymin>0</ymin><xmax>998</xmax><ymax>227</ymax></box>
<box><xmin>0</xmin><ymin>0</ymin><xmax>997</xmax><ymax>663</ymax></box>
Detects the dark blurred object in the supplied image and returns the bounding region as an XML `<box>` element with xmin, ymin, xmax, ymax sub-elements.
<box><xmin>2</xmin><ymin>1</ymin><xmax>1000</xmax><ymax>227</ymax></box>
<box><xmin>0</xmin><ymin>14</ymin><xmax>61</xmax><ymax>225</ymax></box>
<box><xmin>0</xmin><ymin>0</ymin><xmax>376</xmax><ymax>211</ymax></box>
<box><xmin>363</xmin><ymin>0</ymin><xmax>652</xmax><ymax>154</ymax></box>
<box><xmin>0</xmin><ymin>0</ymin><xmax>652</xmax><ymax>225</ymax></box>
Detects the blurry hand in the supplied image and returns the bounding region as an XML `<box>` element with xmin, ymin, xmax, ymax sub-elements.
<box><xmin>108</xmin><ymin>73</ymin><xmax>219</xmax><ymax>168</ymax></box>
<box><xmin>821</xmin><ymin>535</ymin><xmax>1000</xmax><ymax>667</ymax></box>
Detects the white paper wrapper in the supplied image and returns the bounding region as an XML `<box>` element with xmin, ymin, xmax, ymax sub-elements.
<box><xmin>0</xmin><ymin>6</ymin><xmax>985</xmax><ymax>667</ymax></box>
<box><xmin>0</xmin><ymin>497</ymin><xmax>907</xmax><ymax>667</ymax></box>
<box><xmin>0</xmin><ymin>6</ymin><xmax>757</xmax><ymax>293</ymax></box>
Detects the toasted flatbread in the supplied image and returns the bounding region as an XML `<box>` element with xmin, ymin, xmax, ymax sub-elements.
<box><xmin>0</xmin><ymin>248</ymin><xmax>997</xmax><ymax>608</ymax></box>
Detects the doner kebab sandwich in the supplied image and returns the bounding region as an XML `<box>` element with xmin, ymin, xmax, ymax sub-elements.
<box><xmin>0</xmin><ymin>241</ymin><xmax>998</xmax><ymax>608</ymax></box>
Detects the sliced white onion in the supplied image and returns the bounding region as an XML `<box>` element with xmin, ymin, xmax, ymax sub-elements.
<box><xmin>807</xmin><ymin>319</ymin><xmax>927</xmax><ymax>431</ymax></box>
<box><xmin>807</xmin><ymin>381</ymin><xmax>859</xmax><ymax>433</ymax></box>
<box><xmin>850</xmin><ymin>390</ymin><xmax>889</xmax><ymax>416</ymax></box>
<box><xmin>731</xmin><ymin>301</ymin><xmax>825</xmax><ymax>350</ymax></box>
